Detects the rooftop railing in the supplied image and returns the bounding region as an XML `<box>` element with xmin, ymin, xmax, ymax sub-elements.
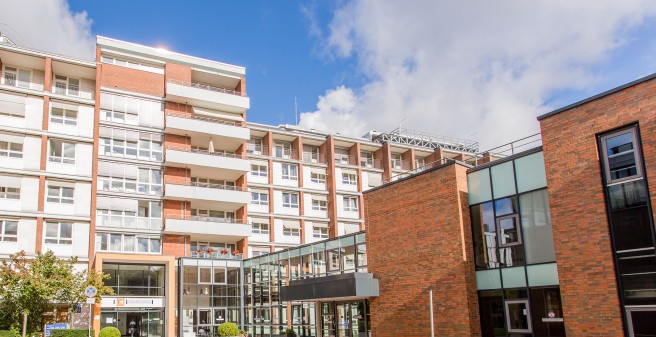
<box><xmin>472</xmin><ymin>133</ymin><xmax>542</xmax><ymax>164</ymax></box>
<box><xmin>167</xmin><ymin>110</ymin><xmax>245</xmax><ymax>127</ymax></box>
<box><xmin>165</xmin><ymin>143</ymin><xmax>247</xmax><ymax>159</ymax></box>
<box><xmin>167</xmin><ymin>79</ymin><xmax>245</xmax><ymax>97</ymax></box>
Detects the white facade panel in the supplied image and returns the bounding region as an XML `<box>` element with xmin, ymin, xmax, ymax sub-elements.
<box><xmin>74</xmin><ymin>182</ymin><xmax>92</xmax><ymax>217</ymax></box>
<box><xmin>0</xmin><ymin>218</ymin><xmax>37</xmax><ymax>256</ymax></box>
<box><xmin>273</xmin><ymin>190</ymin><xmax>299</xmax><ymax>216</ymax></box>
<box><xmin>77</xmin><ymin>105</ymin><xmax>95</xmax><ymax>138</ymax></box>
<box><xmin>302</xmin><ymin>166</ymin><xmax>326</xmax><ymax>191</ymax></box>
<box><xmin>272</xmin><ymin>162</ymin><xmax>298</xmax><ymax>187</ymax></box>
<box><xmin>25</xmin><ymin>96</ymin><xmax>44</xmax><ymax>130</ymax></box>
<box><xmin>20</xmin><ymin>176</ymin><xmax>39</xmax><ymax>212</ymax></box>
<box><xmin>166</xmin><ymin>82</ymin><xmax>250</xmax><ymax>112</ymax></box>
<box><xmin>165</xmin><ymin>115</ymin><xmax>249</xmax><ymax>141</ymax></box>
<box><xmin>23</xmin><ymin>136</ymin><xmax>41</xmax><ymax>170</ymax></box>
<box><xmin>0</xmin><ymin>175</ymin><xmax>22</xmax><ymax>212</ymax></box>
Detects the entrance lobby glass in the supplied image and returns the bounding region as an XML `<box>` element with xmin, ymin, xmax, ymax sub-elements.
<box><xmin>100</xmin><ymin>309</ymin><xmax>164</xmax><ymax>337</ymax></box>
<box><xmin>320</xmin><ymin>301</ymin><xmax>369</xmax><ymax>337</ymax></box>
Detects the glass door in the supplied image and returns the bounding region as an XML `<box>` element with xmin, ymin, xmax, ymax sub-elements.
<box><xmin>100</xmin><ymin>312</ymin><xmax>118</xmax><ymax>330</ymax></box>
<box><xmin>627</xmin><ymin>306</ymin><xmax>656</xmax><ymax>337</ymax></box>
<box><xmin>336</xmin><ymin>303</ymin><xmax>349</xmax><ymax>337</ymax></box>
<box><xmin>321</xmin><ymin>303</ymin><xmax>335</xmax><ymax>337</ymax></box>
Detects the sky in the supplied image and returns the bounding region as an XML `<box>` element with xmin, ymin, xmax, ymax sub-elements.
<box><xmin>2</xmin><ymin>0</ymin><xmax>656</xmax><ymax>149</ymax></box>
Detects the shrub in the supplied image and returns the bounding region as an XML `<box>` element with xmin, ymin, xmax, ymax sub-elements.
<box><xmin>216</xmin><ymin>323</ymin><xmax>240</xmax><ymax>337</ymax></box>
<box><xmin>0</xmin><ymin>330</ymin><xmax>18</xmax><ymax>337</ymax></box>
<box><xmin>51</xmin><ymin>329</ymin><xmax>94</xmax><ymax>337</ymax></box>
<box><xmin>98</xmin><ymin>327</ymin><xmax>120</xmax><ymax>337</ymax></box>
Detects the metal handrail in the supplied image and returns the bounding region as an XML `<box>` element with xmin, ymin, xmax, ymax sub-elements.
<box><xmin>190</xmin><ymin>251</ymin><xmax>243</xmax><ymax>260</ymax></box>
<box><xmin>334</xmin><ymin>154</ymin><xmax>357</xmax><ymax>165</ymax></box>
<box><xmin>360</xmin><ymin>158</ymin><xmax>383</xmax><ymax>169</ymax></box>
<box><xmin>273</xmin><ymin>148</ymin><xmax>298</xmax><ymax>160</ymax></box>
<box><xmin>166</xmin><ymin>110</ymin><xmax>245</xmax><ymax>127</ymax></box>
<box><xmin>383</xmin><ymin>158</ymin><xmax>456</xmax><ymax>184</ymax></box>
<box><xmin>474</xmin><ymin>133</ymin><xmax>542</xmax><ymax>164</ymax></box>
<box><xmin>1</xmin><ymin>71</ymin><xmax>45</xmax><ymax>86</ymax></box>
<box><xmin>164</xmin><ymin>178</ymin><xmax>247</xmax><ymax>192</ymax></box>
<box><xmin>301</xmin><ymin>152</ymin><xmax>326</xmax><ymax>164</ymax></box>
<box><xmin>165</xmin><ymin>143</ymin><xmax>246</xmax><ymax>159</ymax></box>
<box><xmin>167</xmin><ymin>79</ymin><xmax>245</xmax><ymax>97</ymax></box>
<box><xmin>165</xmin><ymin>214</ymin><xmax>246</xmax><ymax>224</ymax></box>
<box><xmin>247</xmin><ymin>144</ymin><xmax>269</xmax><ymax>155</ymax></box>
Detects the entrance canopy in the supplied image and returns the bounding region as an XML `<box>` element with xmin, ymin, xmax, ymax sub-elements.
<box><xmin>280</xmin><ymin>272</ymin><xmax>379</xmax><ymax>301</ymax></box>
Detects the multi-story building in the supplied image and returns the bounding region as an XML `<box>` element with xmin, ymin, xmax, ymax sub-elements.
<box><xmin>5</xmin><ymin>31</ymin><xmax>653</xmax><ymax>337</ymax></box>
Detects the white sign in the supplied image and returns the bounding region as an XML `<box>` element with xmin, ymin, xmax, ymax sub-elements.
<box><xmin>101</xmin><ymin>297</ymin><xmax>164</xmax><ymax>308</ymax></box>
<box><xmin>86</xmin><ymin>298</ymin><xmax>96</xmax><ymax>304</ymax></box>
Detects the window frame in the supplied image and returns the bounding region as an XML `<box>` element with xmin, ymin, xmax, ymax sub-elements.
<box><xmin>44</xmin><ymin>222</ymin><xmax>73</xmax><ymax>245</ymax></box>
<box><xmin>496</xmin><ymin>214</ymin><xmax>522</xmax><ymax>247</ymax></box>
<box><xmin>312</xmin><ymin>198</ymin><xmax>328</xmax><ymax>211</ymax></box>
<box><xmin>343</xmin><ymin>196</ymin><xmax>359</xmax><ymax>212</ymax></box>
<box><xmin>281</xmin><ymin>163</ymin><xmax>298</xmax><ymax>181</ymax></box>
<box><xmin>250</xmin><ymin>164</ymin><xmax>268</xmax><ymax>177</ymax></box>
<box><xmin>341</xmin><ymin>172</ymin><xmax>357</xmax><ymax>185</ymax></box>
<box><xmin>50</xmin><ymin>107</ymin><xmax>78</xmax><ymax>126</ymax></box>
<box><xmin>46</xmin><ymin>185</ymin><xmax>74</xmax><ymax>204</ymax></box>
<box><xmin>0</xmin><ymin>186</ymin><xmax>20</xmax><ymax>200</ymax></box>
<box><xmin>599</xmin><ymin>126</ymin><xmax>643</xmax><ymax>185</ymax></box>
<box><xmin>251</xmin><ymin>221</ymin><xmax>270</xmax><ymax>235</ymax></box>
<box><xmin>53</xmin><ymin>75</ymin><xmax>80</xmax><ymax>97</ymax></box>
<box><xmin>282</xmin><ymin>192</ymin><xmax>299</xmax><ymax>209</ymax></box>
<box><xmin>310</xmin><ymin>172</ymin><xmax>326</xmax><ymax>184</ymax></box>
<box><xmin>251</xmin><ymin>191</ymin><xmax>269</xmax><ymax>205</ymax></box>
<box><xmin>0</xmin><ymin>141</ymin><xmax>23</xmax><ymax>158</ymax></box>
<box><xmin>313</xmin><ymin>226</ymin><xmax>329</xmax><ymax>239</ymax></box>
<box><xmin>283</xmin><ymin>227</ymin><xmax>301</xmax><ymax>237</ymax></box>
<box><xmin>48</xmin><ymin>139</ymin><xmax>76</xmax><ymax>164</ymax></box>
<box><xmin>0</xmin><ymin>219</ymin><xmax>18</xmax><ymax>242</ymax></box>
<box><xmin>504</xmin><ymin>299</ymin><xmax>533</xmax><ymax>334</ymax></box>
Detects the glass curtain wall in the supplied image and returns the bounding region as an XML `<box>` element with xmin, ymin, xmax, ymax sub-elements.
<box><xmin>244</xmin><ymin>232</ymin><xmax>367</xmax><ymax>337</ymax></box>
<box><xmin>468</xmin><ymin>150</ymin><xmax>566</xmax><ymax>337</ymax></box>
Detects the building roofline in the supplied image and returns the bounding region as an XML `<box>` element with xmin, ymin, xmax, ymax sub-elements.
<box><xmin>364</xmin><ymin>160</ymin><xmax>471</xmax><ymax>194</ymax></box>
<box><xmin>96</xmin><ymin>35</ymin><xmax>245</xmax><ymax>76</ymax></box>
<box><xmin>0</xmin><ymin>41</ymin><xmax>96</xmax><ymax>68</ymax></box>
<box><xmin>537</xmin><ymin>72</ymin><xmax>656</xmax><ymax>121</ymax></box>
<box><xmin>467</xmin><ymin>146</ymin><xmax>543</xmax><ymax>173</ymax></box>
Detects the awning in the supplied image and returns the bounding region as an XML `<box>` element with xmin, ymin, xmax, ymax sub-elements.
<box><xmin>280</xmin><ymin>273</ymin><xmax>379</xmax><ymax>301</ymax></box>
<box><xmin>283</xmin><ymin>221</ymin><xmax>301</xmax><ymax>229</ymax></box>
<box><xmin>312</xmin><ymin>223</ymin><xmax>329</xmax><ymax>229</ymax></box>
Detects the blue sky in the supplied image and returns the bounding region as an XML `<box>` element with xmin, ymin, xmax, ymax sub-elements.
<box><xmin>66</xmin><ymin>0</ymin><xmax>353</xmax><ymax>127</ymax></box>
<box><xmin>3</xmin><ymin>0</ymin><xmax>656</xmax><ymax>148</ymax></box>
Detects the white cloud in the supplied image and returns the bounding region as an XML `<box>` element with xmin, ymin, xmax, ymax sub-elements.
<box><xmin>300</xmin><ymin>0</ymin><xmax>656</xmax><ymax>149</ymax></box>
<box><xmin>0</xmin><ymin>0</ymin><xmax>94</xmax><ymax>60</ymax></box>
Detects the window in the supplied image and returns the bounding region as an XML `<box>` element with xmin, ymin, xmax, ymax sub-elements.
<box><xmin>100</xmin><ymin>132</ymin><xmax>162</xmax><ymax>162</ymax></box>
<box><xmin>303</xmin><ymin>145</ymin><xmax>320</xmax><ymax>162</ymax></box>
<box><xmin>53</xmin><ymin>75</ymin><xmax>80</xmax><ymax>97</ymax></box>
<box><xmin>497</xmin><ymin>215</ymin><xmax>521</xmax><ymax>246</ymax></box>
<box><xmin>44</xmin><ymin>222</ymin><xmax>72</xmax><ymax>245</ymax></box>
<box><xmin>343</xmin><ymin>196</ymin><xmax>359</xmax><ymax>212</ymax></box>
<box><xmin>47</xmin><ymin>185</ymin><xmax>74</xmax><ymax>204</ymax></box>
<box><xmin>0</xmin><ymin>187</ymin><xmax>19</xmax><ymax>200</ymax></box>
<box><xmin>251</xmin><ymin>191</ymin><xmax>269</xmax><ymax>205</ymax></box>
<box><xmin>313</xmin><ymin>226</ymin><xmax>329</xmax><ymax>239</ymax></box>
<box><xmin>50</xmin><ymin>107</ymin><xmax>77</xmax><ymax>126</ymax></box>
<box><xmin>283</xmin><ymin>227</ymin><xmax>301</xmax><ymax>237</ymax></box>
<box><xmin>48</xmin><ymin>139</ymin><xmax>75</xmax><ymax>164</ymax></box>
<box><xmin>416</xmin><ymin>157</ymin><xmax>426</xmax><ymax>169</ymax></box>
<box><xmin>96</xmin><ymin>233</ymin><xmax>161</xmax><ymax>254</ymax></box>
<box><xmin>100</xmin><ymin>56</ymin><xmax>164</xmax><ymax>74</ymax></box>
<box><xmin>310</xmin><ymin>172</ymin><xmax>326</xmax><ymax>184</ymax></box>
<box><xmin>251</xmin><ymin>164</ymin><xmax>267</xmax><ymax>177</ymax></box>
<box><xmin>191</xmin><ymin>209</ymin><xmax>235</xmax><ymax>222</ymax></box>
<box><xmin>191</xmin><ymin>177</ymin><xmax>235</xmax><ymax>189</ymax></box>
<box><xmin>0</xmin><ymin>141</ymin><xmax>22</xmax><ymax>158</ymax></box>
<box><xmin>138</xmin><ymin>168</ymin><xmax>162</xmax><ymax>195</ymax></box>
<box><xmin>251</xmin><ymin>221</ymin><xmax>270</xmax><ymax>235</ymax></box>
<box><xmin>247</xmin><ymin>139</ymin><xmax>264</xmax><ymax>155</ymax></box>
<box><xmin>282</xmin><ymin>192</ymin><xmax>299</xmax><ymax>208</ymax></box>
<box><xmin>2</xmin><ymin>66</ymin><xmax>31</xmax><ymax>88</ymax></box>
<box><xmin>391</xmin><ymin>154</ymin><xmax>402</xmax><ymax>169</ymax></box>
<box><xmin>505</xmin><ymin>300</ymin><xmax>532</xmax><ymax>334</ymax></box>
<box><xmin>282</xmin><ymin>164</ymin><xmax>298</xmax><ymax>180</ymax></box>
<box><xmin>0</xmin><ymin>220</ymin><xmax>18</xmax><ymax>242</ymax></box>
<box><xmin>600</xmin><ymin>127</ymin><xmax>642</xmax><ymax>183</ymax></box>
<box><xmin>96</xmin><ymin>200</ymin><xmax>162</xmax><ymax>230</ymax></box>
<box><xmin>274</xmin><ymin>142</ymin><xmax>292</xmax><ymax>159</ymax></box>
<box><xmin>342</xmin><ymin>172</ymin><xmax>357</xmax><ymax>185</ymax></box>
<box><xmin>360</xmin><ymin>151</ymin><xmax>374</xmax><ymax>167</ymax></box>
<box><xmin>312</xmin><ymin>198</ymin><xmax>327</xmax><ymax>211</ymax></box>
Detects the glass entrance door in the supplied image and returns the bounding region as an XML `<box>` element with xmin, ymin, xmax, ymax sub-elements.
<box><xmin>627</xmin><ymin>306</ymin><xmax>656</xmax><ymax>337</ymax></box>
<box><xmin>321</xmin><ymin>301</ymin><xmax>370</xmax><ymax>337</ymax></box>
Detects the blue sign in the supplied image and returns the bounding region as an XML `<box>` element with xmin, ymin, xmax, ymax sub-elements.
<box><xmin>45</xmin><ymin>323</ymin><xmax>68</xmax><ymax>337</ymax></box>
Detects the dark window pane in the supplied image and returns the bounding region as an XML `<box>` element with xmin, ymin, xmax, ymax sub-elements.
<box><xmin>499</xmin><ymin>245</ymin><xmax>525</xmax><ymax>268</ymax></box>
<box><xmin>478</xmin><ymin>290</ymin><xmax>506</xmax><ymax>336</ymax></box>
<box><xmin>610</xmin><ymin>206</ymin><xmax>653</xmax><ymax>251</ymax></box>
<box><xmin>494</xmin><ymin>197</ymin><xmax>517</xmax><ymax>216</ymax></box>
<box><xmin>530</xmin><ymin>288</ymin><xmax>565</xmax><ymax>337</ymax></box>
<box><xmin>506</xmin><ymin>301</ymin><xmax>530</xmax><ymax>332</ymax></box>
<box><xmin>608</xmin><ymin>180</ymin><xmax>649</xmax><ymax>210</ymax></box>
<box><xmin>618</xmin><ymin>249</ymin><xmax>656</xmax><ymax>306</ymax></box>
<box><xmin>605</xmin><ymin>132</ymin><xmax>638</xmax><ymax>180</ymax></box>
<box><xmin>629</xmin><ymin>310</ymin><xmax>656</xmax><ymax>336</ymax></box>
<box><xmin>472</xmin><ymin>202</ymin><xmax>497</xmax><ymax>269</ymax></box>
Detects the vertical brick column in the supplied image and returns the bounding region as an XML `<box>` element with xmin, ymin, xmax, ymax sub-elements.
<box><xmin>402</xmin><ymin>148</ymin><xmax>416</xmax><ymax>170</ymax></box>
<box><xmin>88</xmin><ymin>47</ymin><xmax>102</xmax><ymax>269</ymax></box>
<box><xmin>378</xmin><ymin>143</ymin><xmax>393</xmax><ymax>181</ymax></box>
<box><xmin>324</xmin><ymin>136</ymin><xmax>338</xmax><ymax>237</ymax></box>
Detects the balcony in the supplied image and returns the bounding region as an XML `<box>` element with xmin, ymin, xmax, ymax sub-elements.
<box><xmin>165</xmin><ymin>79</ymin><xmax>250</xmax><ymax>112</ymax></box>
<box><xmin>165</xmin><ymin>111</ymin><xmax>249</xmax><ymax>148</ymax></box>
<box><xmin>164</xmin><ymin>214</ymin><xmax>251</xmax><ymax>243</ymax></box>
<box><xmin>164</xmin><ymin>179</ymin><xmax>250</xmax><ymax>211</ymax></box>
<box><xmin>334</xmin><ymin>154</ymin><xmax>358</xmax><ymax>166</ymax></box>
<box><xmin>1</xmin><ymin>70</ymin><xmax>45</xmax><ymax>92</ymax></box>
<box><xmin>302</xmin><ymin>152</ymin><xmax>326</xmax><ymax>164</ymax></box>
<box><xmin>391</xmin><ymin>159</ymin><xmax>412</xmax><ymax>170</ymax></box>
<box><xmin>247</xmin><ymin>144</ymin><xmax>268</xmax><ymax>156</ymax></box>
<box><xmin>360</xmin><ymin>157</ymin><xmax>383</xmax><ymax>169</ymax></box>
<box><xmin>165</xmin><ymin>145</ymin><xmax>250</xmax><ymax>181</ymax></box>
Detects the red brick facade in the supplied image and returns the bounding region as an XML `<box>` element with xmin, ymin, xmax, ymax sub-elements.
<box><xmin>539</xmin><ymin>76</ymin><xmax>656</xmax><ymax>336</ymax></box>
<box><xmin>364</xmin><ymin>163</ymin><xmax>480</xmax><ymax>337</ymax></box>
<box><xmin>99</xmin><ymin>63</ymin><xmax>165</xmax><ymax>97</ymax></box>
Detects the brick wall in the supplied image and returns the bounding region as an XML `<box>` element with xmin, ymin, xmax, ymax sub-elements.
<box><xmin>165</xmin><ymin>63</ymin><xmax>191</xmax><ymax>83</ymax></box>
<box><xmin>162</xmin><ymin>234</ymin><xmax>187</xmax><ymax>257</ymax></box>
<box><xmin>100</xmin><ymin>64</ymin><xmax>164</xmax><ymax>97</ymax></box>
<box><xmin>364</xmin><ymin>162</ymin><xmax>480</xmax><ymax>337</ymax></box>
<box><xmin>539</xmin><ymin>76</ymin><xmax>656</xmax><ymax>336</ymax></box>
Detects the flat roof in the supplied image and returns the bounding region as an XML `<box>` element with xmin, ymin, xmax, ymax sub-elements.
<box><xmin>537</xmin><ymin>72</ymin><xmax>656</xmax><ymax>120</ymax></box>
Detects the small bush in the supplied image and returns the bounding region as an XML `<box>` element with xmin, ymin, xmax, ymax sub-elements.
<box><xmin>98</xmin><ymin>327</ymin><xmax>120</xmax><ymax>337</ymax></box>
<box><xmin>50</xmin><ymin>329</ymin><xmax>93</xmax><ymax>337</ymax></box>
<box><xmin>216</xmin><ymin>323</ymin><xmax>240</xmax><ymax>337</ymax></box>
<box><xmin>0</xmin><ymin>330</ymin><xmax>18</xmax><ymax>337</ymax></box>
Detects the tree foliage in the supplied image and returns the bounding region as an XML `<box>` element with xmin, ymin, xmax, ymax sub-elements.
<box><xmin>0</xmin><ymin>251</ymin><xmax>113</xmax><ymax>330</ymax></box>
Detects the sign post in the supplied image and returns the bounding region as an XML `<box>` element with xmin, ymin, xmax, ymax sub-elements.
<box><xmin>84</xmin><ymin>286</ymin><xmax>97</xmax><ymax>337</ymax></box>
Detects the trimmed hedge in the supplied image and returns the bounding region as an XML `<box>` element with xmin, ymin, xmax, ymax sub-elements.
<box><xmin>50</xmin><ymin>329</ymin><xmax>93</xmax><ymax>337</ymax></box>
<box><xmin>0</xmin><ymin>330</ymin><xmax>18</xmax><ymax>337</ymax></box>
<box><xmin>98</xmin><ymin>327</ymin><xmax>120</xmax><ymax>337</ymax></box>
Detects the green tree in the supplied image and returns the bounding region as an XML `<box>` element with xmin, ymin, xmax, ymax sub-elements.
<box><xmin>0</xmin><ymin>251</ymin><xmax>113</xmax><ymax>330</ymax></box>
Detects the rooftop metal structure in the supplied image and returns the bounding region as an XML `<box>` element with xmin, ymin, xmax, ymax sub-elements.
<box><xmin>369</xmin><ymin>128</ymin><xmax>479</xmax><ymax>153</ymax></box>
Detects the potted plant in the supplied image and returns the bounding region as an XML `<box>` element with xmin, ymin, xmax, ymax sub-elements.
<box><xmin>216</xmin><ymin>322</ymin><xmax>240</xmax><ymax>337</ymax></box>
<box><xmin>220</xmin><ymin>248</ymin><xmax>229</xmax><ymax>256</ymax></box>
<box><xmin>206</xmin><ymin>247</ymin><xmax>215</xmax><ymax>255</ymax></box>
<box><xmin>195</xmin><ymin>248</ymin><xmax>203</xmax><ymax>256</ymax></box>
